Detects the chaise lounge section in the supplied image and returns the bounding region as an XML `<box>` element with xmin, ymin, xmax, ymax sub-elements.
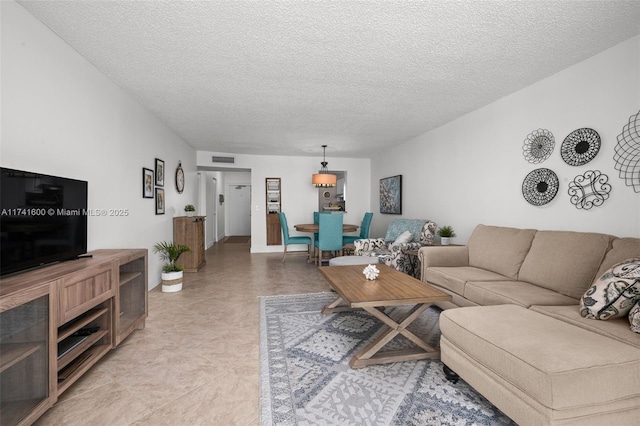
<box><xmin>419</xmin><ymin>224</ymin><xmax>640</xmax><ymax>425</ymax></box>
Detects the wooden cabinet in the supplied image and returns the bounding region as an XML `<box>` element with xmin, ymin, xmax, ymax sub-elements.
<box><xmin>266</xmin><ymin>178</ymin><xmax>282</xmax><ymax>246</ymax></box>
<box><xmin>0</xmin><ymin>249</ymin><xmax>148</xmax><ymax>425</ymax></box>
<box><xmin>174</xmin><ymin>216</ymin><xmax>205</xmax><ymax>272</ymax></box>
<box><xmin>57</xmin><ymin>261</ymin><xmax>114</xmax><ymax>326</ymax></box>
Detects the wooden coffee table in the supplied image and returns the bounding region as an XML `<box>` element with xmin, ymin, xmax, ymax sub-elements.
<box><xmin>318</xmin><ymin>264</ymin><xmax>452</xmax><ymax>368</ymax></box>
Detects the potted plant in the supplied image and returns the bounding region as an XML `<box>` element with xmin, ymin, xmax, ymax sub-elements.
<box><xmin>437</xmin><ymin>226</ymin><xmax>456</xmax><ymax>245</ymax></box>
<box><xmin>184</xmin><ymin>204</ymin><xmax>196</xmax><ymax>217</ymax></box>
<box><xmin>153</xmin><ymin>241</ymin><xmax>191</xmax><ymax>292</ymax></box>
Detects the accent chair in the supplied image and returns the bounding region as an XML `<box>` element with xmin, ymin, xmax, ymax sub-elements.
<box><xmin>354</xmin><ymin>218</ymin><xmax>436</xmax><ymax>276</ymax></box>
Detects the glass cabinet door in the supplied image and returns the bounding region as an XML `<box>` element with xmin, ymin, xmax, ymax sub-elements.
<box><xmin>115</xmin><ymin>253</ymin><xmax>148</xmax><ymax>346</ymax></box>
<box><xmin>1</xmin><ymin>293</ymin><xmax>50</xmax><ymax>425</ymax></box>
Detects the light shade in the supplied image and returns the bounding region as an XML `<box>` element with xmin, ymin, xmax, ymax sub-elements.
<box><xmin>312</xmin><ymin>173</ymin><xmax>336</xmax><ymax>187</ymax></box>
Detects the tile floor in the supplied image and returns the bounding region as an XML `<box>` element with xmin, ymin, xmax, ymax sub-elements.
<box><xmin>35</xmin><ymin>239</ymin><xmax>329</xmax><ymax>425</ymax></box>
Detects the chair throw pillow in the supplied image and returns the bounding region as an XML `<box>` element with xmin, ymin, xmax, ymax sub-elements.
<box><xmin>394</xmin><ymin>231</ymin><xmax>413</xmax><ymax>244</ymax></box>
<box><xmin>630</xmin><ymin>301</ymin><xmax>640</xmax><ymax>333</ymax></box>
<box><xmin>580</xmin><ymin>258</ymin><xmax>640</xmax><ymax>320</ymax></box>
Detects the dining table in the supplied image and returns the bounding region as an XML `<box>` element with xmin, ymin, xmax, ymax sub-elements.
<box><xmin>293</xmin><ymin>223</ymin><xmax>359</xmax><ymax>233</ymax></box>
<box><xmin>294</xmin><ymin>223</ymin><xmax>360</xmax><ymax>263</ymax></box>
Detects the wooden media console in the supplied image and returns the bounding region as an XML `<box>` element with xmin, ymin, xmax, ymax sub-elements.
<box><xmin>0</xmin><ymin>249</ymin><xmax>148</xmax><ymax>425</ymax></box>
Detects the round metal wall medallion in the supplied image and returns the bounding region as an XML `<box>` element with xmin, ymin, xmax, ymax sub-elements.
<box><xmin>522</xmin><ymin>168</ymin><xmax>559</xmax><ymax>206</ymax></box>
<box><xmin>523</xmin><ymin>129</ymin><xmax>555</xmax><ymax>164</ymax></box>
<box><xmin>561</xmin><ymin>128</ymin><xmax>600</xmax><ymax>166</ymax></box>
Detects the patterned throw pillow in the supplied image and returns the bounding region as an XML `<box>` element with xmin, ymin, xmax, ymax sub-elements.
<box><xmin>580</xmin><ymin>258</ymin><xmax>640</xmax><ymax>320</ymax></box>
<box><xmin>630</xmin><ymin>301</ymin><xmax>640</xmax><ymax>333</ymax></box>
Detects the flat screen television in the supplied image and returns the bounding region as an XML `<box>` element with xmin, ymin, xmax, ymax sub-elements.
<box><xmin>1</xmin><ymin>167</ymin><xmax>88</xmax><ymax>276</ymax></box>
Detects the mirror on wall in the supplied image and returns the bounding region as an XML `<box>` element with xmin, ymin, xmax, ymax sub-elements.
<box><xmin>318</xmin><ymin>171</ymin><xmax>346</xmax><ymax>212</ymax></box>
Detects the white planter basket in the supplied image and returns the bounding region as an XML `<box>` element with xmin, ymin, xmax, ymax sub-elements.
<box><xmin>161</xmin><ymin>270</ymin><xmax>183</xmax><ymax>292</ymax></box>
<box><xmin>441</xmin><ymin>237</ymin><xmax>451</xmax><ymax>245</ymax></box>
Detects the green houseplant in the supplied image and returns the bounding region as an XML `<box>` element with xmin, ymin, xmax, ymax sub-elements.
<box><xmin>184</xmin><ymin>204</ymin><xmax>196</xmax><ymax>217</ymax></box>
<box><xmin>437</xmin><ymin>226</ymin><xmax>456</xmax><ymax>245</ymax></box>
<box><xmin>153</xmin><ymin>241</ymin><xmax>191</xmax><ymax>292</ymax></box>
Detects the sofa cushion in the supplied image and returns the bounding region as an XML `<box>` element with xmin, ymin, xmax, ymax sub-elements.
<box><xmin>580</xmin><ymin>258</ymin><xmax>640</xmax><ymax>320</ymax></box>
<box><xmin>630</xmin><ymin>301</ymin><xmax>640</xmax><ymax>333</ymax></box>
<box><xmin>595</xmin><ymin>237</ymin><xmax>640</xmax><ymax>279</ymax></box>
<box><xmin>440</xmin><ymin>305</ymin><xmax>640</xmax><ymax>410</ymax></box>
<box><xmin>464</xmin><ymin>280</ymin><xmax>578</xmax><ymax>307</ymax></box>
<box><xmin>518</xmin><ymin>230</ymin><xmax>612</xmax><ymax>299</ymax></box>
<box><xmin>424</xmin><ymin>266</ymin><xmax>510</xmax><ymax>296</ymax></box>
<box><xmin>467</xmin><ymin>224</ymin><xmax>536</xmax><ymax>279</ymax></box>
<box><xmin>531</xmin><ymin>304</ymin><xmax>640</xmax><ymax>349</ymax></box>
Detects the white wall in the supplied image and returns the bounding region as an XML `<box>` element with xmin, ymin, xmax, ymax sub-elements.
<box><xmin>370</xmin><ymin>35</ymin><xmax>640</xmax><ymax>243</ymax></box>
<box><xmin>197</xmin><ymin>153</ymin><xmax>371</xmax><ymax>252</ymax></box>
<box><xmin>1</xmin><ymin>1</ymin><xmax>197</xmax><ymax>289</ymax></box>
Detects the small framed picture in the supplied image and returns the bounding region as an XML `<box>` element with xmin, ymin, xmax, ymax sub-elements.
<box><xmin>142</xmin><ymin>168</ymin><xmax>154</xmax><ymax>198</ymax></box>
<box><xmin>155</xmin><ymin>158</ymin><xmax>165</xmax><ymax>187</ymax></box>
<box><xmin>155</xmin><ymin>188</ymin><xmax>165</xmax><ymax>215</ymax></box>
<box><xmin>380</xmin><ymin>175</ymin><xmax>402</xmax><ymax>214</ymax></box>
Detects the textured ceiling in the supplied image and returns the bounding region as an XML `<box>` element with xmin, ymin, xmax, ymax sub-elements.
<box><xmin>17</xmin><ymin>0</ymin><xmax>640</xmax><ymax>158</ymax></box>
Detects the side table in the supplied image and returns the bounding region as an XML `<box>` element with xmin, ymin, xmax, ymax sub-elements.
<box><xmin>343</xmin><ymin>244</ymin><xmax>355</xmax><ymax>255</ymax></box>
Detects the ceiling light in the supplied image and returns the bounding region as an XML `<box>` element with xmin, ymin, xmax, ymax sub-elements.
<box><xmin>312</xmin><ymin>145</ymin><xmax>336</xmax><ymax>187</ymax></box>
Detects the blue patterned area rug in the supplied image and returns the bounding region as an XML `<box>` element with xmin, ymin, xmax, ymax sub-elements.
<box><xmin>260</xmin><ymin>292</ymin><xmax>515</xmax><ymax>426</ymax></box>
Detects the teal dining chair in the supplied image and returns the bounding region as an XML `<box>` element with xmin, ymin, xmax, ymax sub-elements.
<box><xmin>343</xmin><ymin>212</ymin><xmax>373</xmax><ymax>246</ymax></box>
<box><xmin>279</xmin><ymin>212</ymin><xmax>312</xmax><ymax>263</ymax></box>
<box><xmin>313</xmin><ymin>211</ymin><xmax>320</xmax><ymax>245</ymax></box>
<box><xmin>315</xmin><ymin>213</ymin><xmax>343</xmax><ymax>265</ymax></box>
<box><xmin>312</xmin><ymin>211</ymin><xmax>320</xmax><ymax>260</ymax></box>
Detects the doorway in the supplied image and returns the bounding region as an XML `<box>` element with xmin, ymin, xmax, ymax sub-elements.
<box><xmin>208</xmin><ymin>177</ymin><xmax>217</xmax><ymax>245</ymax></box>
<box><xmin>228</xmin><ymin>184</ymin><xmax>251</xmax><ymax>236</ymax></box>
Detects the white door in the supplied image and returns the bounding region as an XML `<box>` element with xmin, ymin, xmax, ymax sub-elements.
<box><xmin>228</xmin><ymin>184</ymin><xmax>251</xmax><ymax>235</ymax></box>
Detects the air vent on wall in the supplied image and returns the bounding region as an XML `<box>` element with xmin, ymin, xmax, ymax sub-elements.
<box><xmin>211</xmin><ymin>156</ymin><xmax>235</xmax><ymax>164</ymax></box>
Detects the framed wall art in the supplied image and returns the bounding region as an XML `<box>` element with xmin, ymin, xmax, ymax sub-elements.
<box><xmin>142</xmin><ymin>168</ymin><xmax>154</xmax><ymax>198</ymax></box>
<box><xmin>380</xmin><ymin>175</ymin><xmax>402</xmax><ymax>214</ymax></box>
<box><xmin>155</xmin><ymin>158</ymin><xmax>165</xmax><ymax>187</ymax></box>
<box><xmin>155</xmin><ymin>187</ymin><xmax>165</xmax><ymax>215</ymax></box>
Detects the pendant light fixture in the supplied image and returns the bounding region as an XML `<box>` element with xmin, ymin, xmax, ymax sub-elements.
<box><xmin>312</xmin><ymin>145</ymin><xmax>337</xmax><ymax>187</ymax></box>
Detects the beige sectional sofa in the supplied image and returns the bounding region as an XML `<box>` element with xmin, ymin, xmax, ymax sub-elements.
<box><xmin>418</xmin><ymin>224</ymin><xmax>640</xmax><ymax>426</ymax></box>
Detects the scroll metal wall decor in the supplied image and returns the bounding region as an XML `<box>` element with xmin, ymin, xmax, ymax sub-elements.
<box><xmin>522</xmin><ymin>129</ymin><xmax>555</xmax><ymax>163</ymax></box>
<box><xmin>568</xmin><ymin>170</ymin><xmax>611</xmax><ymax>210</ymax></box>
<box><xmin>613</xmin><ymin>110</ymin><xmax>640</xmax><ymax>193</ymax></box>
<box><xmin>561</xmin><ymin>128</ymin><xmax>600</xmax><ymax>166</ymax></box>
<box><xmin>522</xmin><ymin>168</ymin><xmax>559</xmax><ymax>206</ymax></box>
